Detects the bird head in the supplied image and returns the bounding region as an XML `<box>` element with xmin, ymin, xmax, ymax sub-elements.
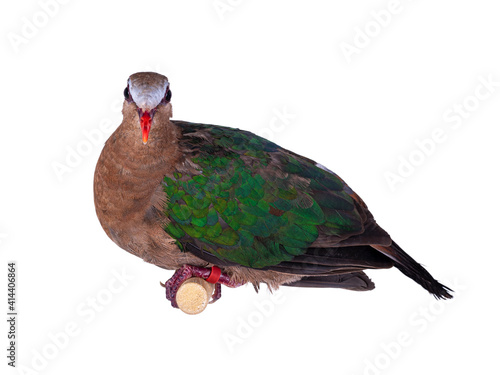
<box><xmin>124</xmin><ymin>72</ymin><xmax>172</xmax><ymax>144</ymax></box>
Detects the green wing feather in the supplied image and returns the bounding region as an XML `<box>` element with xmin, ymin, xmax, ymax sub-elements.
<box><xmin>162</xmin><ymin>122</ymin><xmax>364</xmax><ymax>268</ymax></box>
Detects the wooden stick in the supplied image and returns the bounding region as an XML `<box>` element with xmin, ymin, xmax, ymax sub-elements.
<box><xmin>176</xmin><ymin>277</ymin><xmax>215</xmax><ymax>315</ymax></box>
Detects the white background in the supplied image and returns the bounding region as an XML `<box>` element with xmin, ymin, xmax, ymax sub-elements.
<box><xmin>1</xmin><ymin>1</ymin><xmax>499</xmax><ymax>374</ymax></box>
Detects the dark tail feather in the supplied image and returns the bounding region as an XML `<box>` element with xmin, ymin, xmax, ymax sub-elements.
<box><xmin>372</xmin><ymin>242</ymin><xmax>453</xmax><ymax>299</ymax></box>
<box><xmin>284</xmin><ymin>272</ymin><xmax>375</xmax><ymax>291</ymax></box>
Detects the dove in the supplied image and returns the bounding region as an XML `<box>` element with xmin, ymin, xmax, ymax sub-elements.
<box><xmin>93</xmin><ymin>72</ymin><xmax>452</xmax><ymax>309</ymax></box>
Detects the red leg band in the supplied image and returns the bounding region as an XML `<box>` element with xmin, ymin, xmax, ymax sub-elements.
<box><xmin>206</xmin><ymin>266</ymin><xmax>221</xmax><ymax>284</ymax></box>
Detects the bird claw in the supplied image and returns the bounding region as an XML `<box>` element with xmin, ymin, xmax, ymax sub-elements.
<box><xmin>209</xmin><ymin>283</ymin><xmax>222</xmax><ymax>304</ymax></box>
<box><xmin>162</xmin><ymin>264</ymin><xmax>243</xmax><ymax>309</ymax></box>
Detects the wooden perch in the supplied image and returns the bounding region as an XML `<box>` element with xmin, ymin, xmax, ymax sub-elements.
<box><xmin>176</xmin><ymin>277</ymin><xmax>215</xmax><ymax>315</ymax></box>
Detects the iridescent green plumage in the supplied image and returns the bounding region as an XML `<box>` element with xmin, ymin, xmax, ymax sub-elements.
<box><xmin>163</xmin><ymin>122</ymin><xmax>364</xmax><ymax>268</ymax></box>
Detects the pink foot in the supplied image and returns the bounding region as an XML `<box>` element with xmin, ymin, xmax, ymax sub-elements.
<box><xmin>162</xmin><ymin>265</ymin><xmax>244</xmax><ymax>308</ymax></box>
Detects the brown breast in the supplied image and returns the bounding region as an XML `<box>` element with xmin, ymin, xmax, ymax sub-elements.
<box><xmin>93</xmin><ymin>109</ymin><xmax>201</xmax><ymax>269</ymax></box>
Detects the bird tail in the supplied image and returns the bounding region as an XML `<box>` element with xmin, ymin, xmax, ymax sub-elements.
<box><xmin>372</xmin><ymin>242</ymin><xmax>453</xmax><ymax>299</ymax></box>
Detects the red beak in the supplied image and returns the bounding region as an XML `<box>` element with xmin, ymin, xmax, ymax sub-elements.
<box><xmin>140</xmin><ymin>111</ymin><xmax>152</xmax><ymax>144</ymax></box>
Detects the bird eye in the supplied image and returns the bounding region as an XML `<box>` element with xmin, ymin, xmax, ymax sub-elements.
<box><xmin>165</xmin><ymin>89</ymin><xmax>172</xmax><ymax>102</ymax></box>
<box><xmin>124</xmin><ymin>86</ymin><xmax>131</xmax><ymax>101</ymax></box>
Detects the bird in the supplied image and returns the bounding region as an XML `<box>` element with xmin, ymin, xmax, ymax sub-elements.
<box><xmin>94</xmin><ymin>72</ymin><xmax>452</xmax><ymax>309</ymax></box>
